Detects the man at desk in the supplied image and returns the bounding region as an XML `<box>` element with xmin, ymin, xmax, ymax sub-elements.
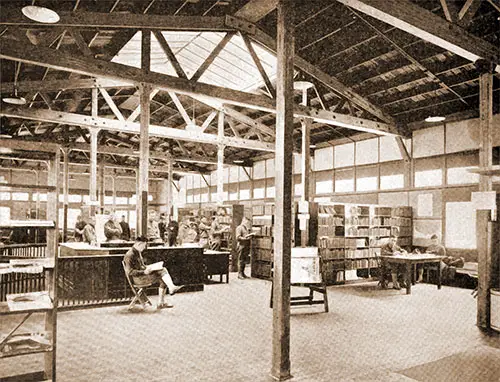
<box><xmin>104</xmin><ymin>212</ymin><xmax>122</xmax><ymax>241</ymax></box>
<box><xmin>380</xmin><ymin>235</ymin><xmax>407</xmax><ymax>290</ymax></box>
<box><xmin>416</xmin><ymin>234</ymin><xmax>463</xmax><ymax>283</ymax></box>
<box><xmin>123</xmin><ymin>236</ymin><xmax>184</xmax><ymax>309</ymax></box>
<box><xmin>236</xmin><ymin>217</ymin><xmax>254</xmax><ymax>279</ymax></box>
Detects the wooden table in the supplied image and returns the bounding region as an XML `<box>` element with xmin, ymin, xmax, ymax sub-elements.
<box><xmin>203</xmin><ymin>250</ymin><xmax>230</xmax><ymax>283</ymax></box>
<box><xmin>380</xmin><ymin>254</ymin><xmax>445</xmax><ymax>294</ymax></box>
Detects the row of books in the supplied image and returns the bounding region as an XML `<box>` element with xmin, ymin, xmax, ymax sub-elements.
<box><xmin>345</xmin><ymin>248</ymin><xmax>373</xmax><ymax>259</ymax></box>
<box><xmin>318</xmin><ymin>215</ymin><xmax>344</xmax><ymax>226</ymax></box>
<box><xmin>252</xmin><ymin>248</ymin><xmax>273</xmax><ymax>261</ymax></box>
<box><xmin>253</xmin><ymin>225</ymin><xmax>273</xmax><ymax>237</ymax></box>
<box><xmin>345</xmin><ymin>258</ymin><xmax>379</xmax><ymax>270</ymax></box>
<box><xmin>346</xmin><ymin>227</ymin><xmax>370</xmax><ymax>236</ymax></box>
<box><xmin>318</xmin><ymin>225</ymin><xmax>345</xmax><ymax>238</ymax></box>
<box><xmin>253</xmin><ymin>237</ymin><xmax>273</xmax><ymax>249</ymax></box>
<box><xmin>319</xmin><ymin>248</ymin><xmax>345</xmax><ymax>259</ymax></box>
<box><xmin>390</xmin><ymin>217</ymin><xmax>412</xmax><ymax>226</ymax></box>
<box><xmin>318</xmin><ymin>236</ymin><xmax>345</xmax><ymax>248</ymax></box>
<box><xmin>393</xmin><ymin>226</ymin><xmax>412</xmax><ymax>237</ymax></box>
<box><xmin>345</xmin><ymin>238</ymin><xmax>368</xmax><ymax>247</ymax></box>
<box><xmin>345</xmin><ymin>217</ymin><xmax>370</xmax><ymax>225</ymax></box>
<box><xmin>370</xmin><ymin>227</ymin><xmax>392</xmax><ymax>237</ymax></box>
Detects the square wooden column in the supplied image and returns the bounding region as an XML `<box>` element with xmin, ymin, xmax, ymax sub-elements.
<box><xmin>89</xmin><ymin>128</ymin><xmax>99</xmax><ymax>216</ymax></box>
<box><xmin>477</xmin><ymin>66</ymin><xmax>495</xmax><ymax>329</ymax></box>
<box><xmin>271</xmin><ymin>0</ymin><xmax>294</xmax><ymax>380</ymax></box>
<box><xmin>61</xmin><ymin>148</ymin><xmax>70</xmax><ymax>241</ymax></box>
<box><xmin>138</xmin><ymin>29</ymin><xmax>151</xmax><ymax>236</ymax></box>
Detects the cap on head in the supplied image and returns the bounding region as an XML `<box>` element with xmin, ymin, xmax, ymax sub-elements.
<box><xmin>135</xmin><ymin>236</ymin><xmax>148</xmax><ymax>243</ymax></box>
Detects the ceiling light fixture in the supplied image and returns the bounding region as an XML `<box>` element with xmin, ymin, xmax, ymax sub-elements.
<box><xmin>293</xmin><ymin>81</ymin><xmax>314</xmax><ymax>106</ymax></box>
<box><xmin>233</xmin><ymin>160</ymin><xmax>244</xmax><ymax>164</ymax></box>
<box><xmin>2</xmin><ymin>62</ymin><xmax>26</xmax><ymax>105</ymax></box>
<box><xmin>22</xmin><ymin>5</ymin><xmax>60</xmax><ymax>24</ymax></box>
<box><xmin>425</xmin><ymin>116</ymin><xmax>446</xmax><ymax>123</ymax></box>
<box><xmin>309</xmin><ymin>144</ymin><xmax>317</xmax><ymax>149</ymax></box>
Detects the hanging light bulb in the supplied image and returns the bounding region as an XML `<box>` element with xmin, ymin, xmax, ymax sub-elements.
<box><xmin>2</xmin><ymin>62</ymin><xmax>26</xmax><ymax>105</ymax></box>
<box><xmin>22</xmin><ymin>5</ymin><xmax>60</xmax><ymax>24</ymax></box>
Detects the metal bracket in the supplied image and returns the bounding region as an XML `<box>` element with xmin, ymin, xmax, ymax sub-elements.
<box><xmin>225</xmin><ymin>15</ymin><xmax>256</xmax><ymax>35</ymax></box>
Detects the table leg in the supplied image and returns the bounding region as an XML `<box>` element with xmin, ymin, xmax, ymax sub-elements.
<box><xmin>405</xmin><ymin>263</ymin><xmax>412</xmax><ymax>295</ymax></box>
<box><xmin>437</xmin><ymin>261</ymin><xmax>442</xmax><ymax>290</ymax></box>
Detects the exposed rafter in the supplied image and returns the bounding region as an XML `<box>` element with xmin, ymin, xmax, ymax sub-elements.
<box><xmin>0</xmin><ymin>39</ymin><xmax>397</xmax><ymax>135</ymax></box>
<box><xmin>336</xmin><ymin>0</ymin><xmax>500</xmax><ymax>73</ymax></box>
<box><xmin>1</xmin><ymin>107</ymin><xmax>276</xmax><ymax>152</ymax></box>
<box><xmin>0</xmin><ymin>11</ymin><xmax>231</xmax><ymax>31</ymax></box>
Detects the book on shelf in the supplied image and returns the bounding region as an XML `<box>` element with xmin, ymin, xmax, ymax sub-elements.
<box><xmin>6</xmin><ymin>291</ymin><xmax>53</xmax><ymax>311</ymax></box>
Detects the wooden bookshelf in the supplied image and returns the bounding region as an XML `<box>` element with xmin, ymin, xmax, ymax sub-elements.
<box><xmin>251</xmin><ymin>203</ymin><xmax>274</xmax><ymax>280</ymax></box>
<box><xmin>0</xmin><ymin>150</ymin><xmax>59</xmax><ymax>381</ymax></box>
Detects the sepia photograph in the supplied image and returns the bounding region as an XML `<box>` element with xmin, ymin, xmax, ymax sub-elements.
<box><xmin>0</xmin><ymin>0</ymin><xmax>499</xmax><ymax>381</ymax></box>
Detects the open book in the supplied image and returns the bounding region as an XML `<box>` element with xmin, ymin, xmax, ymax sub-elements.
<box><xmin>145</xmin><ymin>261</ymin><xmax>164</xmax><ymax>272</ymax></box>
<box><xmin>245</xmin><ymin>232</ymin><xmax>256</xmax><ymax>238</ymax></box>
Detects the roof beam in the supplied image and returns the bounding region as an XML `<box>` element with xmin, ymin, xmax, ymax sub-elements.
<box><xmin>1</xmin><ymin>107</ymin><xmax>276</xmax><ymax>152</ymax></box>
<box><xmin>0</xmin><ymin>78</ymin><xmax>131</xmax><ymax>93</ymax></box>
<box><xmin>234</xmin><ymin>0</ymin><xmax>278</xmax><ymax>23</ymax></box>
<box><xmin>68</xmin><ymin>142</ymin><xmax>218</xmax><ymax>165</ymax></box>
<box><xmin>457</xmin><ymin>0</ymin><xmax>482</xmax><ymax>28</ymax></box>
<box><xmin>336</xmin><ymin>0</ymin><xmax>500</xmax><ymax>73</ymax></box>
<box><xmin>239</xmin><ymin>24</ymin><xmax>395</xmax><ymax>124</ymax></box>
<box><xmin>0</xmin><ymin>39</ymin><xmax>397</xmax><ymax>135</ymax></box>
<box><xmin>0</xmin><ymin>11</ymin><xmax>231</xmax><ymax>31</ymax></box>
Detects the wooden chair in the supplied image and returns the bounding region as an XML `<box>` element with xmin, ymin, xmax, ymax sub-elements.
<box><xmin>122</xmin><ymin>261</ymin><xmax>153</xmax><ymax>310</ymax></box>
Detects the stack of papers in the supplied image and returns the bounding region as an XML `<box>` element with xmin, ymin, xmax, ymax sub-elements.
<box><xmin>6</xmin><ymin>291</ymin><xmax>53</xmax><ymax>311</ymax></box>
<box><xmin>145</xmin><ymin>261</ymin><xmax>164</xmax><ymax>272</ymax></box>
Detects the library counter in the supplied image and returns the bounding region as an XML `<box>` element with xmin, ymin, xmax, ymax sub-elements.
<box><xmin>57</xmin><ymin>243</ymin><xmax>205</xmax><ymax>308</ymax></box>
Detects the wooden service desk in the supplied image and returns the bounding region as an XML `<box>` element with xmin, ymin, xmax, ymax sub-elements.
<box><xmin>203</xmin><ymin>250</ymin><xmax>230</xmax><ymax>283</ymax></box>
<box><xmin>380</xmin><ymin>254</ymin><xmax>445</xmax><ymax>295</ymax></box>
<box><xmin>58</xmin><ymin>243</ymin><xmax>204</xmax><ymax>309</ymax></box>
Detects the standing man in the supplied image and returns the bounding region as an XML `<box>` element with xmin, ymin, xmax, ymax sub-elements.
<box><xmin>74</xmin><ymin>215</ymin><xmax>86</xmax><ymax>242</ymax></box>
<box><xmin>147</xmin><ymin>210</ymin><xmax>161</xmax><ymax>242</ymax></box>
<box><xmin>119</xmin><ymin>215</ymin><xmax>131</xmax><ymax>241</ymax></box>
<box><xmin>166</xmin><ymin>217</ymin><xmax>179</xmax><ymax>246</ymax></box>
<box><xmin>209</xmin><ymin>215</ymin><xmax>227</xmax><ymax>251</ymax></box>
<box><xmin>236</xmin><ymin>216</ymin><xmax>254</xmax><ymax>279</ymax></box>
<box><xmin>123</xmin><ymin>236</ymin><xmax>184</xmax><ymax>309</ymax></box>
<box><xmin>158</xmin><ymin>213</ymin><xmax>168</xmax><ymax>242</ymax></box>
<box><xmin>104</xmin><ymin>211</ymin><xmax>122</xmax><ymax>241</ymax></box>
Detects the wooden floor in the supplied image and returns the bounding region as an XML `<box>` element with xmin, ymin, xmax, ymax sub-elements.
<box><xmin>1</xmin><ymin>274</ymin><xmax>499</xmax><ymax>381</ymax></box>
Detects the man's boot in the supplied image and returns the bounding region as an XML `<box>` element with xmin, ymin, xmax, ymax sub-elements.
<box><xmin>391</xmin><ymin>272</ymin><xmax>401</xmax><ymax>290</ymax></box>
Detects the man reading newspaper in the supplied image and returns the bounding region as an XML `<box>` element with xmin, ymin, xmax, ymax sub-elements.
<box><xmin>123</xmin><ymin>236</ymin><xmax>184</xmax><ymax>309</ymax></box>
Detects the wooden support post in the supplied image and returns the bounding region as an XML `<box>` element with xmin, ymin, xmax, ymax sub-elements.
<box><xmin>138</xmin><ymin>83</ymin><xmax>151</xmax><ymax>236</ymax></box>
<box><xmin>166</xmin><ymin>159</ymin><xmax>173</xmax><ymax>218</ymax></box>
<box><xmin>217</xmin><ymin>111</ymin><xmax>225</xmax><ymax>205</ymax></box>
<box><xmin>45</xmin><ymin>148</ymin><xmax>59</xmax><ymax>380</ymax></box>
<box><xmin>477</xmin><ymin>66</ymin><xmax>494</xmax><ymax>329</ymax></box>
<box><xmin>111</xmin><ymin>174</ymin><xmax>116</xmax><ymax>210</ymax></box>
<box><xmin>271</xmin><ymin>0</ymin><xmax>294</xmax><ymax>380</ymax></box>
<box><xmin>300</xmin><ymin>118</ymin><xmax>311</xmax><ymax>247</ymax></box>
<box><xmin>138</xmin><ymin>29</ymin><xmax>152</xmax><ymax>237</ymax></box>
<box><xmin>89</xmin><ymin>128</ymin><xmax>99</xmax><ymax>216</ymax></box>
<box><xmin>35</xmin><ymin>169</ymin><xmax>40</xmax><ymax>218</ymax></box>
<box><xmin>62</xmin><ymin>148</ymin><xmax>70</xmax><ymax>241</ymax></box>
<box><xmin>99</xmin><ymin>161</ymin><xmax>105</xmax><ymax>213</ymax></box>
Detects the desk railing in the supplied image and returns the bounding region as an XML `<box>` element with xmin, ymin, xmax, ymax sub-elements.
<box><xmin>0</xmin><ymin>243</ymin><xmax>46</xmax><ymax>258</ymax></box>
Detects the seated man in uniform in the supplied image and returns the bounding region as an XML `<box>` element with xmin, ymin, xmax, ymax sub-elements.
<box><xmin>416</xmin><ymin>234</ymin><xmax>463</xmax><ymax>283</ymax></box>
<box><xmin>82</xmin><ymin>215</ymin><xmax>97</xmax><ymax>245</ymax></box>
<box><xmin>380</xmin><ymin>235</ymin><xmax>407</xmax><ymax>290</ymax></box>
<box><xmin>123</xmin><ymin>236</ymin><xmax>184</xmax><ymax>309</ymax></box>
